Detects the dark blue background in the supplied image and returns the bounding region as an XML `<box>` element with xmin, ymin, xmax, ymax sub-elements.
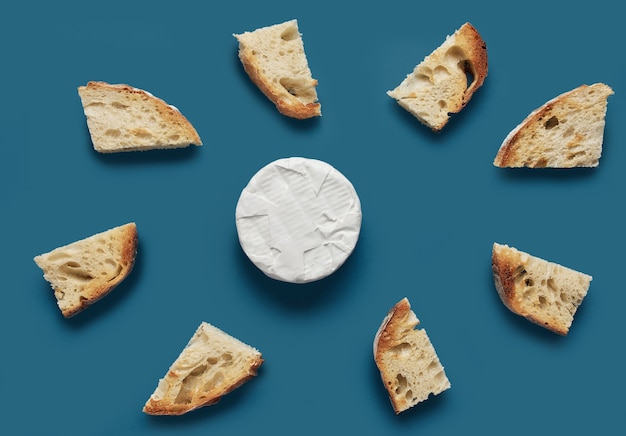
<box><xmin>2</xmin><ymin>1</ymin><xmax>623</xmax><ymax>434</ymax></box>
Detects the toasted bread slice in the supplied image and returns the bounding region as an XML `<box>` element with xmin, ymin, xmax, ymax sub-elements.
<box><xmin>374</xmin><ymin>298</ymin><xmax>450</xmax><ymax>414</ymax></box>
<box><xmin>387</xmin><ymin>22</ymin><xmax>488</xmax><ymax>131</ymax></box>
<box><xmin>493</xmin><ymin>83</ymin><xmax>613</xmax><ymax>167</ymax></box>
<box><xmin>492</xmin><ymin>243</ymin><xmax>592</xmax><ymax>335</ymax></box>
<box><xmin>34</xmin><ymin>223</ymin><xmax>137</xmax><ymax>317</ymax></box>
<box><xmin>234</xmin><ymin>19</ymin><xmax>321</xmax><ymax>119</ymax></box>
<box><xmin>143</xmin><ymin>322</ymin><xmax>264</xmax><ymax>415</ymax></box>
<box><xmin>77</xmin><ymin>81</ymin><xmax>202</xmax><ymax>152</ymax></box>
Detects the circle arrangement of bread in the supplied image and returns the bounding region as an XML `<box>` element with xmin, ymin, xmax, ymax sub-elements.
<box><xmin>373</xmin><ymin>298</ymin><xmax>451</xmax><ymax>414</ymax></box>
<box><xmin>33</xmin><ymin>223</ymin><xmax>138</xmax><ymax>318</ymax></box>
<box><xmin>143</xmin><ymin>322</ymin><xmax>264</xmax><ymax>416</ymax></box>
<box><xmin>77</xmin><ymin>81</ymin><xmax>203</xmax><ymax>153</ymax></box>
<box><xmin>28</xmin><ymin>14</ymin><xmax>615</xmax><ymax>423</ymax></box>
<box><xmin>491</xmin><ymin>243</ymin><xmax>592</xmax><ymax>335</ymax></box>
<box><xmin>234</xmin><ymin>19</ymin><xmax>321</xmax><ymax>119</ymax></box>
<box><xmin>387</xmin><ymin>22</ymin><xmax>488</xmax><ymax>131</ymax></box>
<box><xmin>235</xmin><ymin>157</ymin><xmax>362</xmax><ymax>284</ymax></box>
<box><xmin>493</xmin><ymin>83</ymin><xmax>614</xmax><ymax>168</ymax></box>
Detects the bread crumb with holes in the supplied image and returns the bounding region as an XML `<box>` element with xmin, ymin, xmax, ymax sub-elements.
<box><xmin>493</xmin><ymin>83</ymin><xmax>613</xmax><ymax>167</ymax></box>
<box><xmin>143</xmin><ymin>322</ymin><xmax>263</xmax><ymax>415</ymax></box>
<box><xmin>387</xmin><ymin>22</ymin><xmax>488</xmax><ymax>131</ymax></box>
<box><xmin>234</xmin><ymin>19</ymin><xmax>321</xmax><ymax>119</ymax></box>
<box><xmin>34</xmin><ymin>223</ymin><xmax>137</xmax><ymax>317</ymax></box>
<box><xmin>492</xmin><ymin>243</ymin><xmax>592</xmax><ymax>335</ymax></box>
<box><xmin>374</xmin><ymin>298</ymin><xmax>450</xmax><ymax>414</ymax></box>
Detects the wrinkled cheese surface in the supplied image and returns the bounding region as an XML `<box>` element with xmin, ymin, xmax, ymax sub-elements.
<box><xmin>236</xmin><ymin>157</ymin><xmax>362</xmax><ymax>283</ymax></box>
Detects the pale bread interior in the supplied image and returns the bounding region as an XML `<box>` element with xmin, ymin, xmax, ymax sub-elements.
<box><xmin>234</xmin><ymin>19</ymin><xmax>320</xmax><ymax>119</ymax></box>
<box><xmin>492</xmin><ymin>243</ymin><xmax>592</xmax><ymax>335</ymax></box>
<box><xmin>374</xmin><ymin>298</ymin><xmax>450</xmax><ymax>414</ymax></box>
<box><xmin>143</xmin><ymin>322</ymin><xmax>263</xmax><ymax>415</ymax></box>
<box><xmin>78</xmin><ymin>81</ymin><xmax>202</xmax><ymax>152</ymax></box>
<box><xmin>387</xmin><ymin>23</ymin><xmax>487</xmax><ymax>131</ymax></box>
<box><xmin>493</xmin><ymin>83</ymin><xmax>613</xmax><ymax>167</ymax></box>
<box><xmin>33</xmin><ymin>223</ymin><xmax>137</xmax><ymax>317</ymax></box>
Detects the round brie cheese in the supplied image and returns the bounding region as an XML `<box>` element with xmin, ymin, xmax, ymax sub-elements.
<box><xmin>235</xmin><ymin>157</ymin><xmax>362</xmax><ymax>284</ymax></box>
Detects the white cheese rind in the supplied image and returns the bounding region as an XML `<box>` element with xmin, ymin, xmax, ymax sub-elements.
<box><xmin>235</xmin><ymin>157</ymin><xmax>362</xmax><ymax>284</ymax></box>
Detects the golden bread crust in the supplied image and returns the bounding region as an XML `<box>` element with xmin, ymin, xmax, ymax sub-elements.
<box><xmin>78</xmin><ymin>81</ymin><xmax>202</xmax><ymax>152</ymax></box>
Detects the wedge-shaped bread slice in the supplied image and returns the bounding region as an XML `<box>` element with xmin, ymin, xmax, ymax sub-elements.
<box><xmin>34</xmin><ymin>223</ymin><xmax>137</xmax><ymax>317</ymax></box>
<box><xmin>374</xmin><ymin>297</ymin><xmax>450</xmax><ymax>414</ymax></box>
<box><xmin>78</xmin><ymin>81</ymin><xmax>202</xmax><ymax>152</ymax></box>
<box><xmin>143</xmin><ymin>322</ymin><xmax>264</xmax><ymax>415</ymax></box>
<box><xmin>234</xmin><ymin>19</ymin><xmax>321</xmax><ymax>119</ymax></box>
<box><xmin>494</xmin><ymin>83</ymin><xmax>613</xmax><ymax>167</ymax></box>
<box><xmin>492</xmin><ymin>243</ymin><xmax>592</xmax><ymax>335</ymax></box>
<box><xmin>387</xmin><ymin>22</ymin><xmax>488</xmax><ymax>131</ymax></box>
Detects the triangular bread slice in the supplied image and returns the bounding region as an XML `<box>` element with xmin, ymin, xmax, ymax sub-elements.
<box><xmin>493</xmin><ymin>83</ymin><xmax>613</xmax><ymax>167</ymax></box>
<box><xmin>373</xmin><ymin>297</ymin><xmax>450</xmax><ymax>414</ymax></box>
<box><xmin>387</xmin><ymin>22</ymin><xmax>488</xmax><ymax>131</ymax></box>
<box><xmin>234</xmin><ymin>19</ymin><xmax>321</xmax><ymax>119</ymax></box>
<box><xmin>34</xmin><ymin>222</ymin><xmax>137</xmax><ymax>318</ymax></box>
<box><xmin>143</xmin><ymin>322</ymin><xmax>264</xmax><ymax>415</ymax></box>
<box><xmin>77</xmin><ymin>81</ymin><xmax>202</xmax><ymax>152</ymax></box>
<box><xmin>492</xmin><ymin>243</ymin><xmax>592</xmax><ymax>335</ymax></box>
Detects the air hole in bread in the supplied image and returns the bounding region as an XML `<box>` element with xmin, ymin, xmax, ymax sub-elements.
<box><xmin>106</xmin><ymin>264</ymin><xmax>123</xmax><ymax>282</ymax></box>
<box><xmin>280</xmin><ymin>26</ymin><xmax>299</xmax><ymax>41</ymax></box>
<box><xmin>445</xmin><ymin>44</ymin><xmax>474</xmax><ymax>88</ymax></box>
<box><xmin>427</xmin><ymin>360</ymin><xmax>440</xmax><ymax>373</ymax></box>
<box><xmin>538</xmin><ymin>295</ymin><xmax>547</xmax><ymax>308</ymax></box>
<box><xmin>395</xmin><ymin>373</ymin><xmax>408</xmax><ymax>394</ymax></box>
<box><xmin>513</xmin><ymin>266</ymin><xmax>527</xmax><ymax>283</ymax></box>
<box><xmin>132</xmin><ymin>128</ymin><xmax>153</xmax><ymax>139</ymax></box>
<box><xmin>175</xmin><ymin>364</ymin><xmax>207</xmax><ymax>404</ymax></box>
<box><xmin>105</xmin><ymin>129</ymin><xmax>121</xmax><ymax>137</ymax></box>
<box><xmin>522</xmin><ymin>289</ymin><xmax>534</xmax><ymax>301</ymax></box>
<box><xmin>445</xmin><ymin>45</ymin><xmax>465</xmax><ymax>63</ymax></box>
<box><xmin>414</xmin><ymin>73</ymin><xmax>431</xmax><ymax>85</ymax></box>
<box><xmin>111</xmin><ymin>101</ymin><xmax>129</xmax><ymax>109</ymax></box>
<box><xmin>389</xmin><ymin>342</ymin><xmax>412</xmax><ymax>358</ymax></box>
<box><xmin>59</xmin><ymin>262</ymin><xmax>94</xmax><ymax>282</ymax></box>
<box><xmin>415</xmin><ymin>65</ymin><xmax>432</xmax><ymax>79</ymax></box>
<box><xmin>47</xmin><ymin>252</ymin><xmax>71</xmax><ymax>262</ymax></box>
<box><xmin>562</xmin><ymin>126</ymin><xmax>575</xmax><ymax>138</ymax></box>
<box><xmin>524</xmin><ymin>278</ymin><xmax>534</xmax><ymax>287</ymax></box>
<box><xmin>434</xmin><ymin>370</ymin><xmax>446</xmax><ymax>383</ymax></box>
<box><xmin>544</xmin><ymin>116</ymin><xmax>559</xmax><ymax>129</ymax></box>
<box><xmin>438</xmin><ymin>100</ymin><xmax>447</xmax><ymax>109</ymax></box>
<box><xmin>433</xmin><ymin>65</ymin><xmax>450</xmax><ymax>82</ymax></box>
<box><xmin>547</xmin><ymin>278</ymin><xmax>557</xmax><ymax>292</ymax></box>
<box><xmin>203</xmin><ymin>371</ymin><xmax>225</xmax><ymax>392</ymax></box>
<box><xmin>279</xmin><ymin>77</ymin><xmax>316</xmax><ymax>99</ymax></box>
<box><xmin>458</xmin><ymin>60</ymin><xmax>475</xmax><ymax>92</ymax></box>
<box><xmin>567</xmin><ymin>150</ymin><xmax>587</xmax><ymax>161</ymax></box>
<box><xmin>221</xmin><ymin>353</ymin><xmax>234</xmax><ymax>366</ymax></box>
